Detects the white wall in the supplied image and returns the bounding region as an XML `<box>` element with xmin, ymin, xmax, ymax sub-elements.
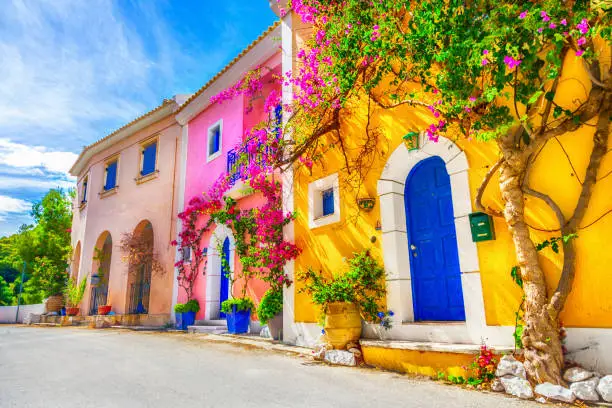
<box><xmin>0</xmin><ymin>304</ymin><xmax>45</xmax><ymax>323</ymax></box>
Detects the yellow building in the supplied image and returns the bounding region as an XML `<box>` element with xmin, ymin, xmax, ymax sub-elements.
<box><xmin>274</xmin><ymin>7</ymin><xmax>612</xmax><ymax>375</ymax></box>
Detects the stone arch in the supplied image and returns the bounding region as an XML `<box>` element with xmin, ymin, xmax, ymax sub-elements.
<box><xmin>89</xmin><ymin>231</ymin><xmax>112</xmax><ymax>315</ymax></box>
<box><xmin>204</xmin><ymin>224</ymin><xmax>236</xmax><ymax>320</ymax></box>
<box><xmin>377</xmin><ymin>134</ymin><xmax>486</xmax><ymax>334</ymax></box>
<box><xmin>71</xmin><ymin>241</ymin><xmax>82</xmax><ymax>280</ymax></box>
<box><xmin>126</xmin><ymin>220</ymin><xmax>154</xmax><ymax>314</ymax></box>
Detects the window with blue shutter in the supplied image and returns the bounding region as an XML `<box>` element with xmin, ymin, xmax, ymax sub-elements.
<box><xmin>322</xmin><ymin>188</ymin><xmax>334</xmax><ymax>216</ymax></box>
<box><xmin>141</xmin><ymin>142</ymin><xmax>157</xmax><ymax>176</ymax></box>
<box><xmin>104</xmin><ymin>160</ymin><xmax>118</xmax><ymax>191</ymax></box>
<box><xmin>81</xmin><ymin>178</ymin><xmax>88</xmax><ymax>203</ymax></box>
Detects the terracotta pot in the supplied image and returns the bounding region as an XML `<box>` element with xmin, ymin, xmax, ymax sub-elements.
<box><xmin>98</xmin><ymin>305</ymin><xmax>112</xmax><ymax>315</ymax></box>
<box><xmin>267</xmin><ymin>313</ymin><xmax>283</xmax><ymax>341</ymax></box>
<box><xmin>324</xmin><ymin>302</ymin><xmax>362</xmax><ymax>349</ymax></box>
<box><xmin>66</xmin><ymin>307</ymin><xmax>80</xmax><ymax>316</ymax></box>
<box><xmin>45</xmin><ymin>295</ymin><xmax>64</xmax><ymax>313</ymax></box>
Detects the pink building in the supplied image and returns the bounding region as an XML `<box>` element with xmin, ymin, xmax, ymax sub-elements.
<box><xmin>174</xmin><ymin>23</ymin><xmax>281</xmax><ymax>325</ymax></box>
<box><xmin>70</xmin><ymin>96</ymin><xmax>188</xmax><ymax>325</ymax></box>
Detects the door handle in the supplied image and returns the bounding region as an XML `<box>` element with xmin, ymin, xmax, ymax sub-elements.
<box><xmin>410</xmin><ymin>244</ymin><xmax>417</xmax><ymax>257</ymax></box>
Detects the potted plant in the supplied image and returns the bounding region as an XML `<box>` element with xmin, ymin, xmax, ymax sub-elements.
<box><xmin>299</xmin><ymin>249</ymin><xmax>387</xmax><ymax>349</ymax></box>
<box><xmin>64</xmin><ymin>275</ymin><xmax>88</xmax><ymax>316</ymax></box>
<box><xmin>257</xmin><ymin>289</ymin><xmax>283</xmax><ymax>340</ymax></box>
<box><xmin>98</xmin><ymin>304</ymin><xmax>112</xmax><ymax>315</ymax></box>
<box><xmin>221</xmin><ymin>297</ymin><xmax>254</xmax><ymax>334</ymax></box>
<box><xmin>174</xmin><ymin>299</ymin><xmax>200</xmax><ymax>330</ymax></box>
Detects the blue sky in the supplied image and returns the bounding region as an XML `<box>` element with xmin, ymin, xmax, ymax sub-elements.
<box><xmin>0</xmin><ymin>0</ymin><xmax>277</xmax><ymax>236</ymax></box>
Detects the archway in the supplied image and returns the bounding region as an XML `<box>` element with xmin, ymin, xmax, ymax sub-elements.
<box><xmin>204</xmin><ymin>224</ymin><xmax>236</xmax><ymax>320</ymax></box>
<box><xmin>126</xmin><ymin>220</ymin><xmax>154</xmax><ymax>314</ymax></box>
<box><xmin>377</xmin><ymin>135</ymin><xmax>486</xmax><ymax>334</ymax></box>
<box><xmin>71</xmin><ymin>241</ymin><xmax>82</xmax><ymax>280</ymax></box>
<box><xmin>90</xmin><ymin>231</ymin><xmax>112</xmax><ymax>315</ymax></box>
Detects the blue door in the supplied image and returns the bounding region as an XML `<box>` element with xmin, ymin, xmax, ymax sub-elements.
<box><xmin>219</xmin><ymin>238</ymin><xmax>230</xmax><ymax>319</ymax></box>
<box><xmin>405</xmin><ymin>156</ymin><xmax>465</xmax><ymax>321</ymax></box>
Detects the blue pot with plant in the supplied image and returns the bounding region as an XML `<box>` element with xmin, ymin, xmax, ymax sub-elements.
<box><xmin>222</xmin><ymin>297</ymin><xmax>254</xmax><ymax>334</ymax></box>
<box><xmin>174</xmin><ymin>299</ymin><xmax>200</xmax><ymax>330</ymax></box>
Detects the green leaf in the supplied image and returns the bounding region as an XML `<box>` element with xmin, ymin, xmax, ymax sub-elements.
<box><xmin>528</xmin><ymin>90</ymin><xmax>543</xmax><ymax>104</ymax></box>
<box><xmin>545</xmin><ymin>91</ymin><xmax>555</xmax><ymax>102</ymax></box>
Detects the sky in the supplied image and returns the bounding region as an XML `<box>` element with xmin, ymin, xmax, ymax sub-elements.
<box><xmin>0</xmin><ymin>0</ymin><xmax>278</xmax><ymax>236</ymax></box>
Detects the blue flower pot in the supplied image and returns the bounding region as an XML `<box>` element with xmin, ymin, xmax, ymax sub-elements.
<box><xmin>175</xmin><ymin>312</ymin><xmax>183</xmax><ymax>330</ymax></box>
<box><xmin>226</xmin><ymin>307</ymin><xmax>251</xmax><ymax>334</ymax></box>
<box><xmin>181</xmin><ymin>311</ymin><xmax>196</xmax><ymax>330</ymax></box>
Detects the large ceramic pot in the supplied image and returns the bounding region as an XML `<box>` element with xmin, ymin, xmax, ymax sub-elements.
<box><xmin>66</xmin><ymin>307</ymin><xmax>80</xmax><ymax>316</ymax></box>
<box><xmin>267</xmin><ymin>313</ymin><xmax>283</xmax><ymax>341</ymax></box>
<box><xmin>324</xmin><ymin>302</ymin><xmax>362</xmax><ymax>349</ymax></box>
<box><xmin>181</xmin><ymin>311</ymin><xmax>196</xmax><ymax>330</ymax></box>
<box><xmin>175</xmin><ymin>312</ymin><xmax>183</xmax><ymax>330</ymax></box>
<box><xmin>227</xmin><ymin>306</ymin><xmax>251</xmax><ymax>334</ymax></box>
<box><xmin>45</xmin><ymin>295</ymin><xmax>64</xmax><ymax>313</ymax></box>
<box><xmin>97</xmin><ymin>305</ymin><xmax>112</xmax><ymax>315</ymax></box>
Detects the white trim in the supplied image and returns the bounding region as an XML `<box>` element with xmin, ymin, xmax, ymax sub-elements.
<box><xmin>206</xmin><ymin>119</ymin><xmax>223</xmax><ymax>163</ymax></box>
<box><xmin>204</xmin><ymin>224</ymin><xmax>236</xmax><ymax>320</ymax></box>
<box><xmin>308</xmin><ymin>173</ymin><xmax>341</xmax><ymax>229</ymax></box>
<box><xmin>377</xmin><ymin>135</ymin><xmax>485</xmax><ymax>338</ymax></box>
<box><xmin>175</xmin><ymin>25</ymin><xmax>282</xmax><ymax>126</ymax></box>
<box><xmin>171</xmin><ymin>124</ymin><xmax>189</xmax><ymax>320</ymax></box>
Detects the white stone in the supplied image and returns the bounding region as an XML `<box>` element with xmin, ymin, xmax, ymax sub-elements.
<box><xmin>563</xmin><ymin>366</ymin><xmax>594</xmax><ymax>383</ymax></box>
<box><xmin>570</xmin><ymin>377</ymin><xmax>600</xmax><ymax>402</ymax></box>
<box><xmin>491</xmin><ymin>378</ymin><xmax>505</xmax><ymax>392</ymax></box>
<box><xmin>496</xmin><ymin>355</ymin><xmax>527</xmax><ymax>379</ymax></box>
<box><xmin>597</xmin><ymin>375</ymin><xmax>612</xmax><ymax>402</ymax></box>
<box><xmin>535</xmin><ymin>397</ymin><xmax>547</xmax><ymax>404</ymax></box>
<box><xmin>534</xmin><ymin>383</ymin><xmax>575</xmax><ymax>403</ymax></box>
<box><xmin>500</xmin><ymin>375</ymin><xmax>534</xmax><ymax>399</ymax></box>
<box><xmin>324</xmin><ymin>350</ymin><xmax>356</xmax><ymax>366</ymax></box>
<box><xmin>260</xmin><ymin>326</ymin><xmax>270</xmax><ymax>338</ymax></box>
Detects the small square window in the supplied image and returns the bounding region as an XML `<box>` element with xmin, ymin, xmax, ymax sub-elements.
<box><xmin>207</xmin><ymin>120</ymin><xmax>223</xmax><ymax>162</ymax></box>
<box><xmin>141</xmin><ymin>141</ymin><xmax>157</xmax><ymax>176</ymax></box>
<box><xmin>81</xmin><ymin>176</ymin><xmax>89</xmax><ymax>204</ymax></box>
<box><xmin>104</xmin><ymin>160</ymin><xmax>118</xmax><ymax>191</ymax></box>
<box><xmin>322</xmin><ymin>188</ymin><xmax>334</xmax><ymax>216</ymax></box>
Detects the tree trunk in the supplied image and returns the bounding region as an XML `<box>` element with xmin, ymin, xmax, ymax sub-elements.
<box><xmin>497</xmin><ymin>139</ymin><xmax>564</xmax><ymax>384</ymax></box>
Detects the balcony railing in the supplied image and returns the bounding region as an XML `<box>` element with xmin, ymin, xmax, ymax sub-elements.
<box><xmin>227</xmin><ymin>143</ymin><xmax>272</xmax><ymax>187</ymax></box>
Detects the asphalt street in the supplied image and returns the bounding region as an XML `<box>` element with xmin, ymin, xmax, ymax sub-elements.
<box><xmin>0</xmin><ymin>326</ymin><xmax>541</xmax><ymax>408</ymax></box>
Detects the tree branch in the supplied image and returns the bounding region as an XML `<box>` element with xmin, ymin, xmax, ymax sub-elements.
<box><xmin>474</xmin><ymin>159</ymin><xmax>504</xmax><ymax>217</ymax></box>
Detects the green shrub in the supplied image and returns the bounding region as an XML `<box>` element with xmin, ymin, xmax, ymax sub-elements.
<box><xmin>298</xmin><ymin>249</ymin><xmax>386</xmax><ymax>322</ymax></box>
<box><xmin>257</xmin><ymin>289</ymin><xmax>282</xmax><ymax>324</ymax></box>
<box><xmin>64</xmin><ymin>275</ymin><xmax>88</xmax><ymax>307</ymax></box>
<box><xmin>221</xmin><ymin>297</ymin><xmax>254</xmax><ymax>314</ymax></box>
<box><xmin>174</xmin><ymin>303</ymin><xmax>186</xmax><ymax>313</ymax></box>
<box><xmin>185</xmin><ymin>299</ymin><xmax>200</xmax><ymax>313</ymax></box>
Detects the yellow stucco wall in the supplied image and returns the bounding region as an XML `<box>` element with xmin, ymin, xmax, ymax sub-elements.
<box><xmin>292</xmin><ymin>16</ymin><xmax>612</xmax><ymax>329</ymax></box>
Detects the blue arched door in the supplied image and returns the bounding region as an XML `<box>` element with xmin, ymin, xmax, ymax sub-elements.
<box><xmin>405</xmin><ymin>156</ymin><xmax>465</xmax><ymax>321</ymax></box>
<box><xmin>219</xmin><ymin>238</ymin><xmax>230</xmax><ymax>319</ymax></box>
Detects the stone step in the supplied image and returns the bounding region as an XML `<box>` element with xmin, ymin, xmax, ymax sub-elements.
<box><xmin>187</xmin><ymin>325</ymin><xmax>227</xmax><ymax>334</ymax></box>
<box><xmin>194</xmin><ymin>319</ymin><xmax>227</xmax><ymax>327</ymax></box>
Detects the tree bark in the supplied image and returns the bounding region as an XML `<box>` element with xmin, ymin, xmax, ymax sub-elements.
<box><xmin>497</xmin><ymin>134</ymin><xmax>564</xmax><ymax>384</ymax></box>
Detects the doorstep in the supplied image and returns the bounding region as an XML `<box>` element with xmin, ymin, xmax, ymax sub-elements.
<box><xmin>192</xmin><ymin>333</ymin><xmax>312</xmax><ymax>357</ymax></box>
<box><xmin>360</xmin><ymin>340</ymin><xmax>515</xmax><ymax>378</ymax></box>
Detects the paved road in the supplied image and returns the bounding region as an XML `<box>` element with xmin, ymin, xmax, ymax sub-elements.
<box><xmin>0</xmin><ymin>326</ymin><xmax>540</xmax><ymax>408</ymax></box>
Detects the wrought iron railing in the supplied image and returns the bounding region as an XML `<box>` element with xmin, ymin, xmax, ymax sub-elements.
<box><xmin>127</xmin><ymin>282</ymin><xmax>150</xmax><ymax>314</ymax></box>
<box><xmin>89</xmin><ymin>284</ymin><xmax>108</xmax><ymax>315</ymax></box>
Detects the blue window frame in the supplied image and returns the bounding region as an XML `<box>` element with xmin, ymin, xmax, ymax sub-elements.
<box><xmin>104</xmin><ymin>160</ymin><xmax>118</xmax><ymax>191</ymax></box>
<box><xmin>322</xmin><ymin>188</ymin><xmax>334</xmax><ymax>216</ymax></box>
<box><xmin>81</xmin><ymin>177</ymin><xmax>88</xmax><ymax>203</ymax></box>
<box><xmin>209</xmin><ymin>125</ymin><xmax>221</xmax><ymax>157</ymax></box>
<box><xmin>141</xmin><ymin>142</ymin><xmax>157</xmax><ymax>176</ymax></box>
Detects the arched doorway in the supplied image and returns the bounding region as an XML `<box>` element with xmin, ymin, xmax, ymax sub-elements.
<box><xmin>72</xmin><ymin>241</ymin><xmax>82</xmax><ymax>280</ymax></box>
<box><xmin>218</xmin><ymin>237</ymin><xmax>230</xmax><ymax>318</ymax></box>
<box><xmin>90</xmin><ymin>232</ymin><xmax>112</xmax><ymax>315</ymax></box>
<box><xmin>405</xmin><ymin>156</ymin><xmax>465</xmax><ymax>321</ymax></box>
<box><xmin>126</xmin><ymin>221</ymin><xmax>153</xmax><ymax>314</ymax></box>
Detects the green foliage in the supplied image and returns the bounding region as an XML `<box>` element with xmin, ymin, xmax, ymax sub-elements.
<box><xmin>64</xmin><ymin>275</ymin><xmax>88</xmax><ymax>308</ymax></box>
<box><xmin>174</xmin><ymin>299</ymin><xmax>200</xmax><ymax>313</ymax></box>
<box><xmin>0</xmin><ymin>276</ymin><xmax>12</xmax><ymax>306</ymax></box>
<box><xmin>447</xmin><ymin>375</ymin><xmax>466</xmax><ymax>385</ymax></box>
<box><xmin>221</xmin><ymin>297</ymin><xmax>255</xmax><ymax>314</ymax></box>
<box><xmin>298</xmin><ymin>249</ymin><xmax>386</xmax><ymax>322</ymax></box>
<box><xmin>257</xmin><ymin>289</ymin><xmax>283</xmax><ymax>324</ymax></box>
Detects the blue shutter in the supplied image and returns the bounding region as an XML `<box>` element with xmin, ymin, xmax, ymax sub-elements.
<box><xmin>322</xmin><ymin>188</ymin><xmax>334</xmax><ymax>216</ymax></box>
<box><xmin>82</xmin><ymin>180</ymin><xmax>88</xmax><ymax>202</ymax></box>
<box><xmin>105</xmin><ymin>161</ymin><xmax>117</xmax><ymax>190</ymax></box>
<box><xmin>141</xmin><ymin>142</ymin><xmax>157</xmax><ymax>176</ymax></box>
<box><xmin>213</xmin><ymin>127</ymin><xmax>221</xmax><ymax>154</ymax></box>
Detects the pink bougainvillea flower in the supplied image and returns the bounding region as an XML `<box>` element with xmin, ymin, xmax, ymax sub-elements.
<box><xmin>465</xmin><ymin>107</ymin><xmax>472</xmax><ymax>113</ymax></box>
<box><xmin>577</xmin><ymin>36</ymin><xmax>587</xmax><ymax>46</ymax></box>
<box><xmin>469</xmin><ymin>96</ymin><xmax>477</xmax><ymax>102</ymax></box>
<box><xmin>560</xmin><ymin>19</ymin><xmax>567</xmax><ymax>26</ymax></box>
<box><xmin>549</xmin><ymin>23</ymin><xmax>556</xmax><ymax>29</ymax></box>
<box><xmin>537</xmin><ymin>27</ymin><xmax>544</xmax><ymax>33</ymax></box>
<box><xmin>481</xmin><ymin>59</ymin><xmax>488</xmax><ymax>66</ymax></box>
<box><xmin>503</xmin><ymin>56</ymin><xmax>522</xmax><ymax>69</ymax></box>
<box><xmin>519</xmin><ymin>11</ymin><xmax>527</xmax><ymax>19</ymax></box>
<box><xmin>577</xmin><ymin>18</ymin><xmax>589</xmax><ymax>34</ymax></box>
<box><xmin>540</xmin><ymin>11</ymin><xmax>550</xmax><ymax>22</ymax></box>
<box><xmin>482</xmin><ymin>49</ymin><xmax>489</xmax><ymax>55</ymax></box>
<box><xmin>575</xmin><ymin>49</ymin><xmax>585</xmax><ymax>57</ymax></box>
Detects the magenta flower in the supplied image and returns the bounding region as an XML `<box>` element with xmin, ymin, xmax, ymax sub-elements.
<box><xmin>465</xmin><ymin>107</ymin><xmax>472</xmax><ymax>113</ymax></box>
<box><xmin>560</xmin><ymin>19</ymin><xmax>567</xmax><ymax>26</ymax></box>
<box><xmin>549</xmin><ymin>23</ymin><xmax>556</xmax><ymax>29</ymax></box>
<box><xmin>540</xmin><ymin>11</ymin><xmax>550</xmax><ymax>22</ymax></box>
<box><xmin>537</xmin><ymin>27</ymin><xmax>544</xmax><ymax>33</ymax></box>
<box><xmin>577</xmin><ymin>18</ymin><xmax>589</xmax><ymax>34</ymax></box>
<box><xmin>503</xmin><ymin>56</ymin><xmax>522</xmax><ymax>69</ymax></box>
<box><xmin>481</xmin><ymin>59</ymin><xmax>488</xmax><ymax>66</ymax></box>
<box><xmin>469</xmin><ymin>96</ymin><xmax>477</xmax><ymax>102</ymax></box>
<box><xmin>577</xmin><ymin>36</ymin><xmax>587</xmax><ymax>46</ymax></box>
<box><xmin>519</xmin><ymin>11</ymin><xmax>527</xmax><ymax>19</ymax></box>
<box><xmin>576</xmin><ymin>49</ymin><xmax>585</xmax><ymax>57</ymax></box>
<box><xmin>482</xmin><ymin>49</ymin><xmax>489</xmax><ymax>55</ymax></box>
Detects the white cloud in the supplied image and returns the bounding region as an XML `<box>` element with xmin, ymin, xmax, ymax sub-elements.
<box><xmin>0</xmin><ymin>176</ymin><xmax>74</xmax><ymax>192</ymax></box>
<box><xmin>0</xmin><ymin>195</ymin><xmax>30</xmax><ymax>214</ymax></box>
<box><xmin>0</xmin><ymin>138</ymin><xmax>78</xmax><ymax>174</ymax></box>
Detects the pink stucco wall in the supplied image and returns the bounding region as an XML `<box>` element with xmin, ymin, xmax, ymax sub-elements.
<box><xmin>70</xmin><ymin>109</ymin><xmax>182</xmax><ymax>320</ymax></box>
<box><xmin>181</xmin><ymin>53</ymin><xmax>281</xmax><ymax>321</ymax></box>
